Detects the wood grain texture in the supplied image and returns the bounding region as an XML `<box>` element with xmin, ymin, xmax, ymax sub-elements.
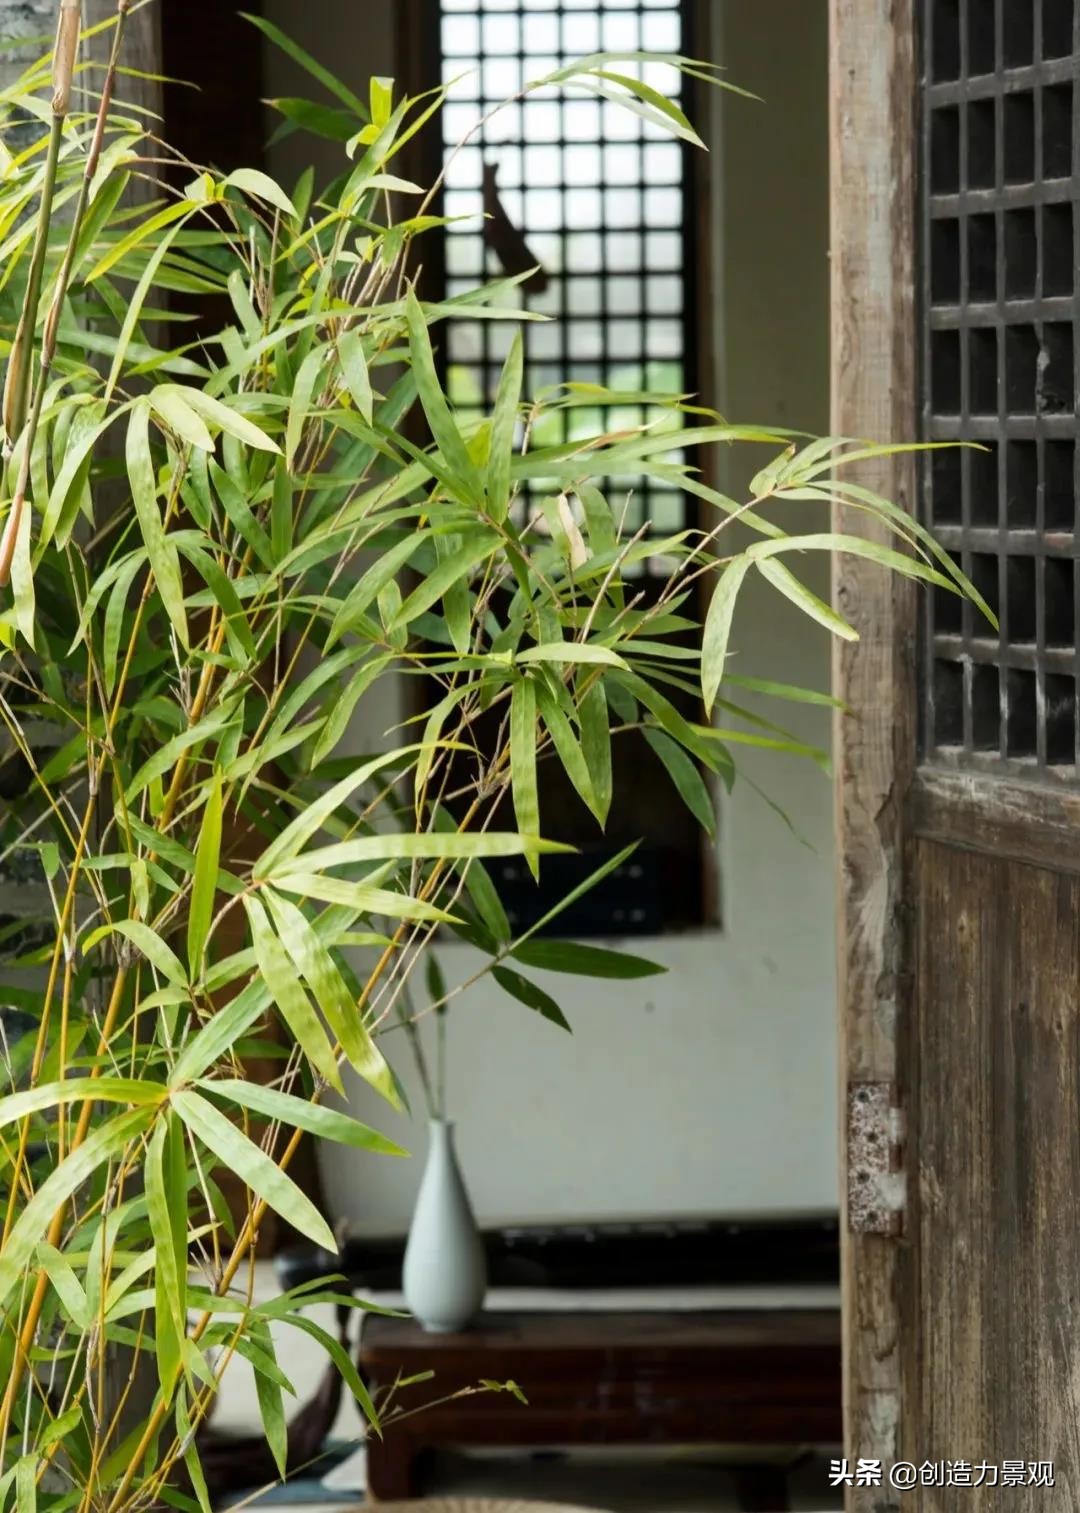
<box><xmin>914</xmin><ymin>840</ymin><xmax>1080</xmax><ymax>1509</ymax></box>
<box><xmin>829</xmin><ymin>0</ymin><xmax>917</xmax><ymax>1506</ymax></box>
<box><xmin>361</xmin><ymin>1310</ymin><xmax>842</xmax><ymax>1500</ymax></box>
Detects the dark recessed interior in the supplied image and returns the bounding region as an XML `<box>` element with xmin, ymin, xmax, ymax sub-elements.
<box><xmin>933</xmin><ymin>218</ymin><xmax>962</xmax><ymax>303</ymax></box>
<box><xmin>1006</xmin><ymin>667</ymin><xmax>1038</xmax><ymax>755</ymax></box>
<box><xmin>970</xmin><ymin>439</ymin><xmax>1000</xmax><ymax>523</ymax></box>
<box><xmin>1006</xmin><ymin>440</ymin><xmax>1038</xmax><ymax>525</ymax></box>
<box><xmin>1045</xmin><ymin>672</ymin><xmax>1076</xmax><ymax>763</ymax></box>
<box><xmin>1044</xmin><ymin>440</ymin><xmax>1075</xmax><ymax>528</ymax></box>
<box><xmin>931</xmin><ymin>106</ymin><xmax>961</xmax><ymax>194</ymax></box>
<box><xmin>1044</xmin><ymin>555</ymin><xmax>1075</xmax><ymax>644</ymax></box>
<box><xmin>1003</xmin><ymin>208</ymin><xmax>1036</xmax><ymax>297</ymax></box>
<box><xmin>933</xmin><ymin>658</ymin><xmax>965</xmax><ymax>745</ymax></box>
<box><xmin>972</xmin><ymin>662</ymin><xmax>1001</xmax><ymax>747</ymax></box>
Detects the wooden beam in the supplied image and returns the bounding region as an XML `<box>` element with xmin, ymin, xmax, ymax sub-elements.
<box><xmin>829</xmin><ymin>2</ymin><xmax>918</xmax><ymax>1509</ymax></box>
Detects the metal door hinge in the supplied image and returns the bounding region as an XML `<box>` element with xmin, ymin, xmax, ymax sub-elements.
<box><xmin>847</xmin><ymin>1081</ymin><xmax>905</xmax><ymax>1235</ymax></box>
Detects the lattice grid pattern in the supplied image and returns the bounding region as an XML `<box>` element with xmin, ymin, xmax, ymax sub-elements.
<box><xmin>920</xmin><ymin>0</ymin><xmax>1080</xmax><ymax>776</ymax></box>
<box><xmin>439</xmin><ymin>0</ymin><xmax>693</xmax><ymax>541</ymax></box>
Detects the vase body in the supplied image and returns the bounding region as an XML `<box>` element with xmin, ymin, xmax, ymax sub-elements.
<box><xmin>402</xmin><ymin>1118</ymin><xmax>487</xmax><ymax>1333</ymax></box>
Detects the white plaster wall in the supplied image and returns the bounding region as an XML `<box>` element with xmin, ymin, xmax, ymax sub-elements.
<box><xmin>262</xmin><ymin>0</ymin><xmax>838</xmax><ymax>1229</ymax></box>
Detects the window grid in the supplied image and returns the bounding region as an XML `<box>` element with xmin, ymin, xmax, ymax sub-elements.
<box><xmin>439</xmin><ymin>0</ymin><xmax>693</xmax><ymax>542</ymax></box>
<box><xmin>920</xmin><ymin>0</ymin><xmax>1080</xmax><ymax>777</ymax></box>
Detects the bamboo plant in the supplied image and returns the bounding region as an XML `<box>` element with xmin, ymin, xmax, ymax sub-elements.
<box><xmin>0</xmin><ymin>6</ymin><xmax>986</xmax><ymax>1510</ymax></box>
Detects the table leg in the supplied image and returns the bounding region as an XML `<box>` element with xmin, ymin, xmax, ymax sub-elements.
<box><xmin>365</xmin><ymin>1429</ymin><xmax>420</xmax><ymax>1500</ymax></box>
<box><xmin>732</xmin><ymin>1463</ymin><xmax>790</xmax><ymax>1511</ymax></box>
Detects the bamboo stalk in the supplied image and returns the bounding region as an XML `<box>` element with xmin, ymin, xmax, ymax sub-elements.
<box><xmin>0</xmin><ymin>0</ymin><xmax>83</xmax><ymax>586</ymax></box>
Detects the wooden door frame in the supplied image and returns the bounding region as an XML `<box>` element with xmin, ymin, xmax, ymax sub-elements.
<box><xmin>829</xmin><ymin>1</ymin><xmax>918</xmax><ymax>1506</ymax></box>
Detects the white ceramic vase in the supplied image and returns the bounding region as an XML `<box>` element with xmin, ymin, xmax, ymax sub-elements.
<box><xmin>402</xmin><ymin>1118</ymin><xmax>487</xmax><ymax>1333</ymax></box>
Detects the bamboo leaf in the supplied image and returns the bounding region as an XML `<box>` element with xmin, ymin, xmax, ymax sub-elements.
<box><xmin>510</xmin><ymin>677</ymin><xmax>540</xmax><ymax>878</ymax></box>
<box><xmin>126</xmin><ymin>398</ymin><xmax>188</xmax><ymax>648</ymax></box>
<box><xmin>390</xmin><ymin>531</ymin><xmax>498</xmax><ymax>632</ymax></box>
<box><xmin>170</xmin><ymin>388</ymin><xmax>281</xmax><ymax>454</ymax></box>
<box><xmin>262</xmin><ymin>890</ymin><xmax>400</xmax><ymax>1109</ymax></box>
<box><xmin>173</xmin><ymin>1089</ymin><xmax>336</xmax><ymax>1252</ymax></box>
<box><xmin>644</xmin><ymin>727</ymin><xmax>716</xmax><ymax>837</ymax></box>
<box><xmin>0</xmin><ymin>1108</ymin><xmax>155</xmax><ymax>1310</ymax></box>
<box><xmin>225</xmin><ymin>167</ymin><xmax>297</xmax><ymax>219</ymax></box>
<box><xmin>487</xmin><ymin>330</ymin><xmax>522</xmax><ymax>521</ymax></box>
<box><xmin>517</xmin><ymin>642</ymin><xmax>628</xmax><ymax>669</ymax></box>
<box><xmin>338</xmin><ymin>328</ymin><xmax>373</xmax><ymax>423</ymax></box>
<box><xmin>244</xmin><ymin>895</ymin><xmax>342</xmax><ymax>1093</ymax></box>
<box><xmin>579</xmin><ymin>681</ymin><xmax>612</xmax><ymax>828</ymax></box>
<box><xmin>405</xmin><ymin>288</ymin><xmax>483</xmax><ymax>503</ymax></box>
<box><xmin>492</xmin><ymin>965</ymin><xmax>571</xmax><ymax>1031</ymax></box>
<box><xmin>197</xmin><ymin>1079</ymin><xmax>406</xmax><ymax>1155</ymax></box>
<box><xmin>286</xmin><ymin>347</ymin><xmax>325</xmax><ymax>469</ymax></box>
<box><xmin>147</xmin><ymin>1114</ymin><xmax>187</xmax><ymax>1393</ymax></box>
<box><xmin>756</xmin><ymin>557</ymin><xmax>859</xmax><ymax>640</ymax></box>
<box><xmin>511</xmin><ymin>938</ymin><xmax>665</xmax><ymax>979</ymax></box>
<box><xmin>273</xmin><ymin>830</ymin><xmax>569</xmax><ymax>876</ymax></box>
<box><xmin>82</xmin><ymin>919</ymin><xmax>187</xmax><ymax>986</ymax></box>
<box><xmin>188</xmin><ymin>772</ymin><xmax>222</xmax><ymax>979</ymax></box>
<box><xmin>701</xmin><ymin>557</ymin><xmax>750</xmax><ymax>714</ymax></box>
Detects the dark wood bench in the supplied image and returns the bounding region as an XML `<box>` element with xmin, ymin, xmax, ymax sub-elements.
<box><xmin>359</xmin><ymin>1308</ymin><xmax>842</xmax><ymax>1507</ymax></box>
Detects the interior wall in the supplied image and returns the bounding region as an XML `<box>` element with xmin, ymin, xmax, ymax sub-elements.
<box><xmin>261</xmin><ymin>0</ymin><xmax>836</xmax><ymax>1229</ymax></box>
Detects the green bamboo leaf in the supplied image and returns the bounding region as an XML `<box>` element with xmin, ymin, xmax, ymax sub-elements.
<box><xmin>286</xmin><ymin>347</ymin><xmax>325</xmax><ymax>468</ymax></box>
<box><xmin>487</xmin><ymin>330</ymin><xmax>522</xmax><ymax>521</ymax></box>
<box><xmin>173</xmin><ymin>1089</ymin><xmax>336</xmax><ymax>1251</ymax></box>
<box><xmin>511</xmin><ymin>938</ymin><xmax>665</xmax><ymax>979</ymax></box>
<box><xmin>271</xmin><ymin>873</ymin><xmax>454</xmax><ymax>922</ymax></box>
<box><xmin>405</xmin><ymin>288</ymin><xmax>483</xmax><ymax>503</ymax></box>
<box><xmin>9</xmin><ymin>490</ymin><xmax>34</xmax><ymax>648</ymax></box>
<box><xmin>169</xmin><ymin>388</ymin><xmax>281</xmax><ymax>454</ymax></box>
<box><xmin>326</xmin><ymin>536</ymin><xmax>427</xmax><ymax>648</ymax></box>
<box><xmin>147</xmin><ymin>1115</ymin><xmax>187</xmax><ymax>1393</ymax></box>
<box><xmin>85</xmin><ymin>199</ymin><xmax>194</xmax><ymax>281</ymax></box>
<box><xmin>249</xmin><ymin>1318</ymin><xmax>287</xmax><ymax>1479</ymax></box>
<box><xmin>701</xmin><ymin>557</ymin><xmax>750</xmax><ymax>715</ymax></box>
<box><xmin>239</xmin><ymin>12</ymin><xmax>368</xmax><ymax>114</ymax></box>
<box><xmin>390</xmin><ymin>531</ymin><xmax>498</xmax><ymax>632</ymax></box>
<box><xmin>579</xmin><ymin>681</ymin><xmax>612</xmax><ymax>828</ymax></box>
<box><xmin>225</xmin><ymin>167</ymin><xmax>297</xmax><ymax>219</ymax></box>
<box><xmin>148</xmin><ymin>385</ymin><xmax>214</xmax><ymax>451</ymax></box>
<box><xmin>210</xmin><ymin>459</ymin><xmax>275</xmax><ymax>567</ymax></box>
<box><xmin>170</xmin><ymin>977</ymin><xmax>271</xmax><ymax>1086</ymax></box>
<box><xmin>265</xmin><ymin>1309</ymin><xmax>379</xmax><ymax>1430</ymax></box>
<box><xmin>338</xmin><ymin>328</ymin><xmax>373</xmax><ymax>423</ymax></box>
<box><xmin>262</xmin><ymin>890</ymin><xmax>400</xmax><ymax>1109</ymax></box>
<box><xmin>197</xmin><ymin>1079</ymin><xmax>406</xmax><ymax>1155</ymax></box>
<box><xmin>510</xmin><ymin>678</ymin><xmax>540</xmax><ymax>879</ymax></box>
<box><xmin>82</xmin><ymin>919</ymin><xmax>187</xmax><ymax>986</ymax></box>
<box><xmin>310</xmin><ymin>654</ymin><xmax>393</xmax><ymax>768</ymax></box>
<box><xmin>644</xmin><ymin>727</ymin><xmax>716</xmax><ymax>838</ymax></box>
<box><xmin>437</xmin><ymin>532</ymin><xmax>472</xmax><ymax>655</ymax></box>
<box><xmin>244</xmin><ymin>895</ymin><xmax>342</xmax><ymax>1094</ymax></box>
<box><xmin>188</xmin><ymin>772</ymin><xmax>223</xmax><ymax>979</ymax></box>
<box><xmin>535</xmin><ymin>683</ymin><xmax>599</xmax><ymax>822</ymax></box>
<box><xmin>0</xmin><ymin>1078</ymin><xmax>163</xmax><ymax>1130</ymax></box>
<box><xmin>102</xmin><ymin>554</ymin><xmax>144</xmax><ymax>695</ymax></box>
<box><xmin>0</xmin><ymin>1108</ymin><xmax>154</xmax><ymax>1310</ymax></box>
<box><xmin>517</xmin><ymin>642</ymin><xmax>628</xmax><ymax>669</ymax></box>
<box><xmin>257</xmin><ymin>744</ymin><xmax>433</xmax><ymax>875</ymax></box>
<box><xmin>273</xmin><ymin>831</ymin><xmax>569</xmax><ymax>877</ymax></box>
<box><xmin>756</xmin><ymin>558</ymin><xmax>859</xmax><ymax>641</ymax></box>
<box><xmin>492</xmin><ymin>965</ymin><xmax>571</xmax><ymax>1031</ymax></box>
<box><xmin>126</xmin><ymin>398</ymin><xmax>188</xmax><ymax>649</ymax></box>
<box><xmin>36</xmin><ymin>1244</ymin><xmax>88</xmax><ymax>1329</ymax></box>
<box><xmin>126</xmin><ymin>699</ymin><xmax>240</xmax><ymax>801</ymax></box>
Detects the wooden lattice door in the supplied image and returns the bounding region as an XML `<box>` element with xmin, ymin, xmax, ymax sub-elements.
<box><xmin>834</xmin><ymin>0</ymin><xmax>1080</xmax><ymax>1508</ymax></box>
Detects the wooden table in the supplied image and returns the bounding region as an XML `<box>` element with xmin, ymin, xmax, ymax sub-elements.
<box><xmin>359</xmin><ymin>1310</ymin><xmax>842</xmax><ymax>1507</ymax></box>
